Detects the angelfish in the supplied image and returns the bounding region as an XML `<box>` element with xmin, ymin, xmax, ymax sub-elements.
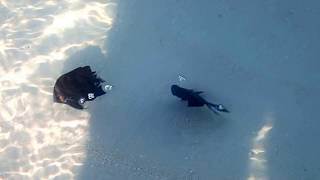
<box><xmin>53</xmin><ymin>66</ymin><xmax>106</xmax><ymax>109</ymax></box>
<box><xmin>171</xmin><ymin>84</ymin><xmax>229</xmax><ymax>114</ymax></box>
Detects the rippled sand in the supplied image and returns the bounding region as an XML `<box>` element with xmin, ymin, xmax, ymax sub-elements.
<box><xmin>0</xmin><ymin>0</ymin><xmax>116</xmax><ymax>179</ymax></box>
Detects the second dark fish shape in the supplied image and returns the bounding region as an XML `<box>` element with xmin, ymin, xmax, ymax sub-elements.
<box><xmin>171</xmin><ymin>84</ymin><xmax>229</xmax><ymax>114</ymax></box>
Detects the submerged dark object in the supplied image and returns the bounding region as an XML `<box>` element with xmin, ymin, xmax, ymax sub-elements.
<box><xmin>171</xmin><ymin>84</ymin><xmax>229</xmax><ymax>114</ymax></box>
<box><xmin>53</xmin><ymin>66</ymin><xmax>106</xmax><ymax>109</ymax></box>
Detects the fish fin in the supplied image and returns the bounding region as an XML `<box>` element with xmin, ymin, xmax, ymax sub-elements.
<box><xmin>206</xmin><ymin>104</ymin><xmax>219</xmax><ymax>114</ymax></box>
<box><xmin>188</xmin><ymin>98</ymin><xmax>203</xmax><ymax>106</ymax></box>
<box><xmin>181</xmin><ymin>97</ymin><xmax>187</xmax><ymax>101</ymax></box>
<box><xmin>187</xmin><ymin>100</ymin><xmax>191</xmax><ymax>106</ymax></box>
<box><xmin>65</xmin><ymin>99</ymin><xmax>84</xmax><ymax>110</ymax></box>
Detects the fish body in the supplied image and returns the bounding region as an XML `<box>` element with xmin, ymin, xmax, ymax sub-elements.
<box><xmin>171</xmin><ymin>84</ymin><xmax>229</xmax><ymax>113</ymax></box>
<box><xmin>171</xmin><ymin>85</ymin><xmax>205</xmax><ymax>107</ymax></box>
<box><xmin>53</xmin><ymin>66</ymin><xmax>106</xmax><ymax>109</ymax></box>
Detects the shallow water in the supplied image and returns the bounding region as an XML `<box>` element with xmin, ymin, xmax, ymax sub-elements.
<box><xmin>1</xmin><ymin>0</ymin><xmax>320</xmax><ymax>180</ymax></box>
<box><xmin>0</xmin><ymin>0</ymin><xmax>116</xmax><ymax>179</ymax></box>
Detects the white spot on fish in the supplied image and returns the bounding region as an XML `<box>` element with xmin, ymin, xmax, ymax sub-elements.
<box><xmin>78</xmin><ymin>97</ymin><xmax>85</xmax><ymax>104</ymax></box>
<box><xmin>104</xmin><ymin>84</ymin><xmax>113</xmax><ymax>91</ymax></box>
<box><xmin>88</xmin><ymin>93</ymin><xmax>95</xmax><ymax>99</ymax></box>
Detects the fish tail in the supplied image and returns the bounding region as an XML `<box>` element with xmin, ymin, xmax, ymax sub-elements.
<box><xmin>206</xmin><ymin>102</ymin><xmax>229</xmax><ymax>113</ymax></box>
<box><xmin>206</xmin><ymin>104</ymin><xmax>219</xmax><ymax>114</ymax></box>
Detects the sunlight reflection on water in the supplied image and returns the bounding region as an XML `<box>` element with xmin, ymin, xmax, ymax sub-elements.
<box><xmin>0</xmin><ymin>0</ymin><xmax>116</xmax><ymax>179</ymax></box>
<box><xmin>247</xmin><ymin>113</ymin><xmax>273</xmax><ymax>180</ymax></box>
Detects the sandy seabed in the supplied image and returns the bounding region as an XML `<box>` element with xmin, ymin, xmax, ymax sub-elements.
<box><xmin>1</xmin><ymin>0</ymin><xmax>320</xmax><ymax>180</ymax></box>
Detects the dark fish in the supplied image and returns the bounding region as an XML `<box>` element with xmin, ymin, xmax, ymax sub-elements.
<box><xmin>171</xmin><ymin>84</ymin><xmax>229</xmax><ymax>114</ymax></box>
<box><xmin>53</xmin><ymin>66</ymin><xmax>106</xmax><ymax>109</ymax></box>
